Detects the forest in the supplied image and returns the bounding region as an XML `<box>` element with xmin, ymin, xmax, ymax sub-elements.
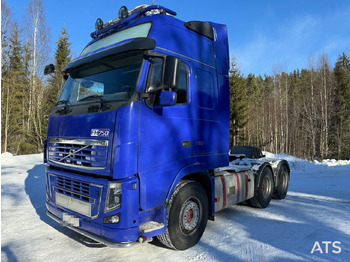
<box><xmin>230</xmin><ymin>54</ymin><xmax>350</xmax><ymax>160</ymax></box>
<box><xmin>1</xmin><ymin>0</ymin><xmax>350</xmax><ymax>160</ymax></box>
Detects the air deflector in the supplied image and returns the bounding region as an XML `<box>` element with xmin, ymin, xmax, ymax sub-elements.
<box><xmin>185</xmin><ymin>21</ymin><xmax>214</xmax><ymax>40</ymax></box>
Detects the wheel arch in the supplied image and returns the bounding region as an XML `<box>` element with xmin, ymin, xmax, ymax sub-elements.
<box><xmin>165</xmin><ymin>163</ymin><xmax>215</xmax><ymax>219</ymax></box>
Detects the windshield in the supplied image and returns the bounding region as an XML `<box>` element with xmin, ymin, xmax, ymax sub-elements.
<box><xmin>58</xmin><ymin>53</ymin><xmax>143</xmax><ymax>106</ymax></box>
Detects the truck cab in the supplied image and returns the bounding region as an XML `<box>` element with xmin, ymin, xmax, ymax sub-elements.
<box><xmin>45</xmin><ymin>5</ymin><xmax>230</xmax><ymax>249</ymax></box>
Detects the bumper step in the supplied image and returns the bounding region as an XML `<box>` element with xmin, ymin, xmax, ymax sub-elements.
<box><xmin>139</xmin><ymin>221</ymin><xmax>164</xmax><ymax>233</ymax></box>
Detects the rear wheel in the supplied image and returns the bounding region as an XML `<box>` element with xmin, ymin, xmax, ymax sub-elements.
<box><xmin>157</xmin><ymin>180</ymin><xmax>208</xmax><ymax>250</ymax></box>
<box><xmin>273</xmin><ymin>164</ymin><xmax>289</xmax><ymax>199</ymax></box>
<box><xmin>249</xmin><ymin>167</ymin><xmax>273</xmax><ymax>208</ymax></box>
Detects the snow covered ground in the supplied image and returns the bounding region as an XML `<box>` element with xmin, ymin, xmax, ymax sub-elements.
<box><xmin>1</xmin><ymin>152</ymin><xmax>350</xmax><ymax>262</ymax></box>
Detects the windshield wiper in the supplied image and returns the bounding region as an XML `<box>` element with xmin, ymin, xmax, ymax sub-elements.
<box><xmin>79</xmin><ymin>95</ymin><xmax>110</xmax><ymax>111</ymax></box>
<box><xmin>55</xmin><ymin>100</ymin><xmax>70</xmax><ymax>106</ymax></box>
<box><xmin>78</xmin><ymin>94</ymin><xmax>105</xmax><ymax>103</ymax></box>
<box><xmin>55</xmin><ymin>100</ymin><xmax>71</xmax><ymax>115</ymax></box>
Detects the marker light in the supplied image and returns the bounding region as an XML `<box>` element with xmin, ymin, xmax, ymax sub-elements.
<box><xmin>118</xmin><ymin>6</ymin><xmax>129</xmax><ymax>20</ymax></box>
<box><xmin>95</xmin><ymin>18</ymin><xmax>104</xmax><ymax>31</ymax></box>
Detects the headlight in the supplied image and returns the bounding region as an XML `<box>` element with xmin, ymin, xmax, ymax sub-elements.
<box><xmin>105</xmin><ymin>182</ymin><xmax>122</xmax><ymax>212</ymax></box>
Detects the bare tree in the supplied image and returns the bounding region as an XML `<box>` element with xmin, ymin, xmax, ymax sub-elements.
<box><xmin>24</xmin><ymin>0</ymin><xmax>50</xmax><ymax>150</ymax></box>
<box><xmin>1</xmin><ymin>0</ymin><xmax>12</xmax><ymax>152</ymax></box>
<box><xmin>1</xmin><ymin>0</ymin><xmax>12</xmax><ymax>69</ymax></box>
<box><xmin>317</xmin><ymin>54</ymin><xmax>333</xmax><ymax>158</ymax></box>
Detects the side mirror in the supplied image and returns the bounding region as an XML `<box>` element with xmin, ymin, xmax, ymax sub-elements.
<box><xmin>163</xmin><ymin>56</ymin><xmax>180</xmax><ymax>91</ymax></box>
<box><xmin>44</xmin><ymin>64</ymin><xmax>55</xmax><ymax>75</ymax></box>
<box><xmin>159</xmin><ymin>90</ymin><xmax>177</xmax><ymax>106</ymax></box>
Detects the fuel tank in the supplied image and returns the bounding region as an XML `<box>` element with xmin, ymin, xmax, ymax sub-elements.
<box><xmin>214</xmin><ymin>167</ymin><xmax>254</xmax><ymax>212</ymax></box>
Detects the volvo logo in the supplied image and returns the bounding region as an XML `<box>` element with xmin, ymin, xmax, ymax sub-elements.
<box><xmin>68</xmin><ymin>149</ymin><xmax>76</xmax><ymax>159</ymax></box>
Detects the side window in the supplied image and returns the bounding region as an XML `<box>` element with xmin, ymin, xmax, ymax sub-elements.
<box><xmin>146</xmin><ymin>57</ymin><xmax>188</xmax><ymax>105</ymax></box>
<box><xmin>146</xmin><ymin>57</ymin><xmax>163</xmax><ymax>93</ymax></box>
<box><xmin>176</xmin><ymin>63</ymin><xmax>188</xmax><ymax>104</ymax></box>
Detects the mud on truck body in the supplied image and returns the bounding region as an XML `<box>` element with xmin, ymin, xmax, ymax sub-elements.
<box><xmin>44</xmin><ymin>5</ymin><xmax>290</xmax><ymax>250</ymax></box>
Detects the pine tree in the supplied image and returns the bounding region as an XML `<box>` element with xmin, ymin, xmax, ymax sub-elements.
<box><xmin>229</xmin><ymin>58</ymin><xmax>247</xmax><ymax>146</ymax></box>
<box><xmin>263</xmin><ymin>75</ymin><xmax>275</xmax><ymax>152</ymax></box>
<box><xmin>244</xmin><ymin>73</ymin><xmax>265</xmax><ymax>146</ymax></box>
<box><xmin>42</xmin><ymin>25</ymin><xmax>72</xmax><ymax>136</ymax></box>
<box><xmin>334</xmin><ymin>53</ymin><xmax>350</xmax><ymax>159</ymax></box>
<box><xmin>1</xmin><ymin>23</ymin><xmax>32</xmax><ymax>154</ymax></box>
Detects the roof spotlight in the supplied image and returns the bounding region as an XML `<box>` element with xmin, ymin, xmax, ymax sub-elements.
<box><xmin>95</xmin><ymin>18</ymin><xmax>104</xmax><ymax>31</ymax></box>
<box><xmin>119</xmin><ymin>6</ymin><xmax>129</xmax><ymax>20</ymax></box>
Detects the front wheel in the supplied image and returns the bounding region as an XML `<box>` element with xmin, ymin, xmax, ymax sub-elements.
<box><xmin>249</xmin><ymin>166</ymin><xmax>274</xmax><ymax>208</ymax></box>
<box><xmin>158</xmin><ymin>180</ymin><xmax>208</xmax><ymax>250</ymax></box>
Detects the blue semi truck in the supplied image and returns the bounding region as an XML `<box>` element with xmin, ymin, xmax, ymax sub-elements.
<box><xmin>44</xmin><ymin>5</ymin><xmax>289</xmax><ymax>250</ymax></box>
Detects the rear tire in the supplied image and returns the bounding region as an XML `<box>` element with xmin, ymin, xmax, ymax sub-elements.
<box><xmin>273</xmin><ymin>164</ymin><xmax>289</xmax><ymax>199</ymax></box>
<box><xmin>249</xmin><ymin>167</ymin><xmax>273</xmax><ymax>208</ymax></box>
<box><xmin>157</xmin><ymin>180</ymin><xmax>208</xmax><ymax>250</ymax></box>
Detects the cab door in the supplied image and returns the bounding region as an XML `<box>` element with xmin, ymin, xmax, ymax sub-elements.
<box><xmin>138</xmin><ymin>56</ymin><xmax>191</xmax><ymax>210</ymax></box>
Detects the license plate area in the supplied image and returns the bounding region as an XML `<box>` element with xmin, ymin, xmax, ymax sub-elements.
<box><xmin>56</xmin><ymin>192</ymin><xmax>92</xmax><ymax>217</ymax></box>
<box><xmin>62</xmin><ymin>212</ymin><xmax>80</xmax><ymax>227</ymax></box>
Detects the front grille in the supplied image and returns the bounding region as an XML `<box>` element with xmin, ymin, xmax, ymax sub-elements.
<box><xmin>48</xmin><ymin>138</ymin><xmax>109</xmax><ymax>170</ymax></box>
<box><xmin>57</xmin><ymin>176</ymin><xmax>90</xmax><ymax>202</ymax></box>
<box><xmin>52</xmin><ymin>174</ymin><xmax>104</xmax><ymax>218</ymax></box>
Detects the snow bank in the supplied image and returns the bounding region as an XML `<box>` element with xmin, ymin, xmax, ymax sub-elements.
<box><xmin>263</xmin><ymin>151</ymin><xmax>350</xmax><ymax>170</ymax></box>
<box><xmin>1</xmin><ymin>152</ymin><xmax>14</xmax><ymax>159</ymax></box>
<box><xmin>314</xmin><ymin>159</ymin><xmax>350</xmax><ymax>166</ymax></box>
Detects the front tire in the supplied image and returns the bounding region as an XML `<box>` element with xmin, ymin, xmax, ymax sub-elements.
<box><xmin>158</xmin><ymin>180</ymin><xmax>208</xmax><ymax>250</ymax></box>
<box><xmin>249</xmin><ymin>166</ymin><xmax>274</xmax><ymax>208</ymax></box>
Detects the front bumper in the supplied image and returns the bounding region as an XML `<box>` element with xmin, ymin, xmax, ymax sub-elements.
<box><xmin>46</xmin><ymin>167</ymin><xmax>142</xmax><ymax>244</ymax></box>
<box><xmin>47</xmin><ymin>211</ymin><xmax>152</xmax><ymax>247</ymax></box>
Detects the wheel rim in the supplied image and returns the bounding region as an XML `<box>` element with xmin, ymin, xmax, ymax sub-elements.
<box><xmin>262</xmin><ymin>176</ymin><xmax>272</xmax><ymax>198</ymax></box>
<box><xmin>180</xmin><ymin>198</ymin><xmax>200</xmax><ymax>234</ymax></box>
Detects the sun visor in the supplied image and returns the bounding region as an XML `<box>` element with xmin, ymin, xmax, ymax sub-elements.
<box><xmin>64</xmin><ymin>37</ymin><xmax>156</xmax><ymax>73</ymax></box>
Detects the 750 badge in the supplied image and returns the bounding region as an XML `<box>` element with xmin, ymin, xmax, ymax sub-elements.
<box><xmin>91</xmin><ymin>128</ymin><xmax>110</xmax><ymax>137</ymax></box>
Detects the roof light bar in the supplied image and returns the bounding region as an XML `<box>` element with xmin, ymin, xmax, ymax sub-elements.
<box><xmin>91</xmin><ymin>5</ymin><xmax>177</xmax><ymax>39</ymax></box>
<box><xmin>118</xmin><ymin>6</ymin><xmax>129</xmax><ymax>20</ymax></box>
<box><xmin>95</xmin><ymin>18</ymin><xmax>104</xmax><ymax>31</ymax></box>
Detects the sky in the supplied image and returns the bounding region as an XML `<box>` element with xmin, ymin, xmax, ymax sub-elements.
<box><xmin>5</xmin><ymin>0</ymin><xmax>350</xmax><ymax>76</ymax></box>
